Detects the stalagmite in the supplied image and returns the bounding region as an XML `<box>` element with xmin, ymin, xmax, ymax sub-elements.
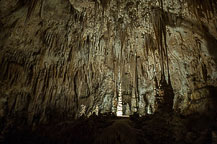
<box><xmin>116</xmin><ymin>82</ymin><xmax>123</xmax><ymax>116</ymax></box>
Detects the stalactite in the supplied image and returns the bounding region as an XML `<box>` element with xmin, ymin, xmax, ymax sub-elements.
<box><xmin>144</xmin><ymin>33</ymin><xmax>156</xmax><ymax>57</ymax></box>
<box><xmin>185</xmin><ymin>0</ymin><xmax>217</xmax><ymax>21</ymax></box>
<box><xmin>151</xmin><ymin>6</ymin><xmax>167</xmax><ymax>79</ymax></box>
<box><xmin>39</xmin><ymin>0</ymin><xmax>44</xmax><ymax>19</ymax></box>
<box><xmin>149</xmin><ymin>1</ymin><xmax>176</xmax><ymax>112</ymax></box>
<box><xmin>26</xmin><ymin>0</ymin><xmax>40</xmax><ymax>22</ymax></box>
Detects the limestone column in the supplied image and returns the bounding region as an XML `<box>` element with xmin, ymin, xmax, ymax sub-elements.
<box><xmin>116</xmin><ymin>83</ymin><xmax>123</xmax><ymax>116</ymax></box>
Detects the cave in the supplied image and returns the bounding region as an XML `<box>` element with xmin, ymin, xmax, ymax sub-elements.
<box><xmin>0</xmin><ymin>0</ymin><xmax>217</xmax><ymax>144</ymax></box>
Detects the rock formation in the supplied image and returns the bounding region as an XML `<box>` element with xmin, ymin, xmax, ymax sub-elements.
<box><xmin>0</xmin><ymin>0</ymin><xmax>217</xmax><ymax>126</ymax></box>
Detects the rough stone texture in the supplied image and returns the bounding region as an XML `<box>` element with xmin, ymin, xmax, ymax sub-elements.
<box><xmin>0</xmin><ymin>0</ymin><xmax>217</xmax><ymax>124</ymax></box>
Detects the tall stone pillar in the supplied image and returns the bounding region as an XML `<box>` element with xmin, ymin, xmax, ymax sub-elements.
<box><xmin>116</xmin><ymin>83</ymin><xmax>123</xmax><ymax>116</ymax></box>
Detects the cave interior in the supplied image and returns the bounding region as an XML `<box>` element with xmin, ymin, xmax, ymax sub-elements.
<box><xmin>0</xmin><ymin>0</ymin><xmax>217</xmax><ymax>144</ymax></box>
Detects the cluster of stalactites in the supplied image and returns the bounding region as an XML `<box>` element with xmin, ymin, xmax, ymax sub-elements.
<box><xmin>185</xmin><ymin>0</ymin><xmax>217</xmax><ymax>21</ymax></box>
<box><xmin>15</xmin><ymin>0</ymin><xmax>44</xmax><ymax>22</ymax></box>
<box><xmin>150</xmin><ymin>1</ymin><xmax>170</xmax><ymax>82</ymax></box>
<box><xmin>146</xmin><ymin>0</ymin><xmax>174</xmax><ymax>112</ymax></box>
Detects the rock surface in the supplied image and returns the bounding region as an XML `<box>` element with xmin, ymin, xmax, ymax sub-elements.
<box><xmin>0</xmin><ymin>0</ymin><xmax>217</xmax><ymax>125</ymax></box>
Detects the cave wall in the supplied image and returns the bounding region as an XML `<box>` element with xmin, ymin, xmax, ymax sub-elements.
<box><xmin>0</xmin><ymin>0</ymin><xmax>217</xmax><ymax>124</ymax></box>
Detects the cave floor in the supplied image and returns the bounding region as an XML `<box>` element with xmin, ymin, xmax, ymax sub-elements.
<box><xmin>1</xmin><ymin>112</ymin><xmax>217</xmax><ymax>144</ymax></box>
